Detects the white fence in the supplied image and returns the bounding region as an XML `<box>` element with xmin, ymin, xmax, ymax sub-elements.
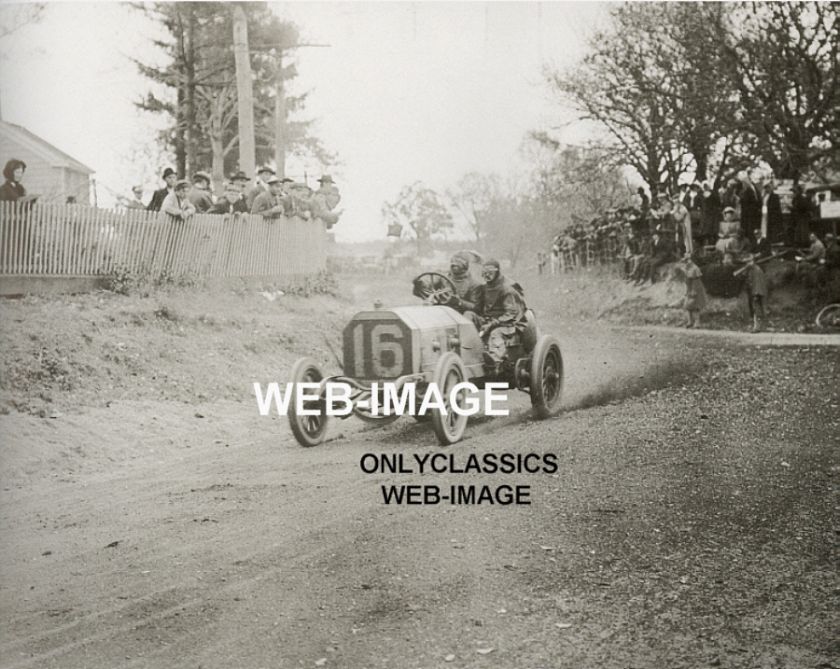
<box><xmin>0</xmin><ymin>202</ymin><xmax>326</xmax><ymax>279</ymax></box>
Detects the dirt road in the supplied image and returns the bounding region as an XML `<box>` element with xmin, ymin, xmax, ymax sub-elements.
<box><xmin>1</xmin><ymin>306</ymin><xmax>838</xmax><ymax>668</ymax></box>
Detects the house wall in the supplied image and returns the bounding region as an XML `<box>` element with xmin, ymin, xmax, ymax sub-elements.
<box><xmin>0</xmin><ymin>134</ymin><xmax>90</xmax><ymax>204</ymax></box>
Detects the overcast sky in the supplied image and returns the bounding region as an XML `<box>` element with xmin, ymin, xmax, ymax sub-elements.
<box><xmin>0</xmin><ymin>1</ymin><xmax>610</xmax><ymax>241</ymax></box>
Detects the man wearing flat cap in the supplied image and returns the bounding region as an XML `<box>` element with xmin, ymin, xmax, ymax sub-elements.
<box><xmin>147</xmin><ymin>167</ymin><xmax>177</xmax><ymax>212</ymax></box>
<box><xmin>188</xmin><ymin>171</ymin><xmax>214</xmax><ymax>213</ymax></box>
<box><xmin>251</xmin><ymin>176</ymin><xmax>289</xmax><ymax>218</ymax></box>
<box><xmin>161</xmin><ymin>179</ymin><xmax>196</xmax><ymax>222</ymax></box>
<box><xmin>246</xmin><ymin>166</ymin><xmax>275</xmax><ymax>210</ymax></box>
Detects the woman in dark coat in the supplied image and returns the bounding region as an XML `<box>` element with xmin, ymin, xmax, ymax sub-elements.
<box><xmin>0</xmin><ymin>159</ymin><xmax>27</xmax><ymax>202</ymax></box>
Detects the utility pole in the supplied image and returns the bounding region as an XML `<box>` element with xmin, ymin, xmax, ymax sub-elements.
<box><xmin>274</xmin><ymin>51</ymin><xmax>287</xmax><ymax>178</ymax></box>
<box><xmin>232</xmin><ymin>5</ymin><xmax>256</xmax><ymax>180</ymax></box>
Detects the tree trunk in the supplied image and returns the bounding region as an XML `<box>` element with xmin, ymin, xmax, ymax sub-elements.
<box><xmin>232</xmin><ymin>5</ymin><xmax>256</xmax><ymax>179</ymax></box>
<box><xmin>184</xmin><ymin>6</ymin><xmax>197</xmax><ymax>175</ymax></box>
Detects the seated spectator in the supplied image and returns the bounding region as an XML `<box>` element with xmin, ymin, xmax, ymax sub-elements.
<box><xmin>800</xmin><ymin>232</ymin><xmax>826</xmax><ymax>265</ymax></box>
<box><xmin>752</xmin><ymin>228</ymin><xmax>771</xmax><ymax>259</ymax></box>
<box><xmin>716</xmin><ymin>206</ymin><xmax>743</xmax><ymax>254</ymax></box>
<box><xmin>648</xmin><ymin>230</ymin><xmax>675</xmax><ymax>284</ymax></box>
<box><xmin>622</xmin><ymin>228</ymin><xmax>643</xmax><ymax>281</ymax></box>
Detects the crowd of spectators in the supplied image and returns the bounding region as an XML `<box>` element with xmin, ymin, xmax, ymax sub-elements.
<box><xmin>131</xmin><ymin>165</ymin><xmax>342</xmax><ymax>229</ymax></box>
<box><xmin>542</xmin><ymin>171</ymin><xmax>837</xmax><ymax>287</ymax></box>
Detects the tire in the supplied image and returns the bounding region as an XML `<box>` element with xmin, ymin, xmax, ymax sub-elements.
<box><xmin>529</xmin><ymin>335</ymin><xmax>564</xmax><ymax>419</ymax></box>
<box><xmin>815</xmin><ymin>303</ymin><xmax>840</xmax><ymax>329</ymax></box>
<box><xmin>288</xmin><ymin>357</ymin><xmax>329</xmax><ymax>447</ymax></box>
<box><xmin>429</xmin><ymin>352</ymin><xmax>469</xmax><ymax>445</ymax></box>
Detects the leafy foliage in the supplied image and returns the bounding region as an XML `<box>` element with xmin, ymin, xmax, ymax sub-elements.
<box><xmin>133</xmin><ymin>2</ymin><xmax>332</xmax><ymax>183</ymax></box>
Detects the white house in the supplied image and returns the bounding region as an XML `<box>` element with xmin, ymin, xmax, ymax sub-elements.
<box><xmin>0</xmin><ymin>120</ymin><xmax>94</xmax><ymax>204</ymax></box>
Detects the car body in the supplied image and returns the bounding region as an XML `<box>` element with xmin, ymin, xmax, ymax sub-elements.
<box><xmin>288</xmin><ymin>289</ymin><xmax>564</xmax><ymax>446</ymax></box>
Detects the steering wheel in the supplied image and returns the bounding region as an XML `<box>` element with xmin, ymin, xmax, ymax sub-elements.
<box><xmin>412</xmin><ymin>272</ymin><xmax>457</xmax><ymax>305</ymax></box>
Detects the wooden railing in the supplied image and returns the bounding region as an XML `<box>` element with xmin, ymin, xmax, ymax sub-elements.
<box><xmin>0</xmin><ymin>202</ymin><xmax>326</xmax><ymax>278</ymax></box>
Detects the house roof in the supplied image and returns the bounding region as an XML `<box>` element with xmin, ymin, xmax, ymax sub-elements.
<box><xmin>0</xmin><ymin>120</ymin><xmax>95</xmax><ymax>174</ymax></box>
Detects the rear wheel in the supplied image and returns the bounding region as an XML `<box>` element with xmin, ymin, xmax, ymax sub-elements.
<box><xmin>288</xmin><ymin>357</ymin><xmax>329</xmax><ymax>447</ymax></box>
<box><xmin>529</xmin><ymin>335</ymin><xmax>564</xmax><ymax>419</ymax></box>
<box><xmin>429</xmin><ymin>353</ymin><xmax>469</xmax><ymax>445</ymax></box>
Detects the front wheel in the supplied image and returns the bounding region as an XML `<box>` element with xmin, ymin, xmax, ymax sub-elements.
<box><xmin>429</xmin><ymin>352</ymin><xmax>469</xmax><ymax>445</ymax></box>
<box><xmin>529</xmin><ymin>335</ymin><xmax>564</xmax><ymax>419</ymax></box>
<box><xmin>288</xmin><ymin>357</ymin><xmax>329</xmax><ymax>447</ymax></box>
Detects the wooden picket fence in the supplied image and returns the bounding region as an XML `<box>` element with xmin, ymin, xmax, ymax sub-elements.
<box><xmin>0</xmin><ymin>201</ymin><xmax>326</xmax><ymax>279</ymax></box>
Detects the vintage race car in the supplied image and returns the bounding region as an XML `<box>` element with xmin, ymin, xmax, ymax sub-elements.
<box><xmin>288</xmin><ymin>272</ymin><xmax>564</xmax><ymax>446</ymax></box>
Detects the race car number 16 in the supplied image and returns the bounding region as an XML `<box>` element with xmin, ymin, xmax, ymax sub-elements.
<box><xmin>346</xmin><ymin>321</ymin><xmax>410</xmax><ymax>378</ymax></box>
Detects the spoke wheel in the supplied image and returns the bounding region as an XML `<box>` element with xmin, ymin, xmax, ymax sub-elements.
<box><xmin>815</xmin><ymin>303</ymin><xmax>840</xmax><ymax>329</ymax></box>
<box><xmin>529</xmin><ymin>335</ymin><xmax>564</xmax><ymax>419</ymax></box>
<box><xmin>429</xmin><ymin>352</ymin><xmax>469</xmax><ymax>445</ymax></box>
<box><xmin>288</xmin><ymin>357</ymin><xmax>329</xmax><ymax>447</ymax></box>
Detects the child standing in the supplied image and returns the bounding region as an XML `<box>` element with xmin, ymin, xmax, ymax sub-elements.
<box><xmin>680</xmin><ymin>253</ymin><xmax>707</xmax><ymax>328</ymax></box>
<box><xmin>742</xmin><ymin>253</ymin><xmax>768</xmax><ymax>332</ymax></box>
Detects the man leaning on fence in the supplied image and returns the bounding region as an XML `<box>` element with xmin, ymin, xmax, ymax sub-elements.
<box><xmin>162</xmin><ymin>180</ymin><xmax>196</xmax><ymax>222</ymax></box>
<box><xmin>251</xmin><ymin>176</ymin><xmax>289</xmax><ymax>218</ymax></box>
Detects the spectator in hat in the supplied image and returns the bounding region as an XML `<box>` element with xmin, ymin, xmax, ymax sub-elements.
<box><xmin>246</xmin><ymin>166</ymin><xmax>275</xmax><ymax>210</ymax></box>
<box><xmin>147</xmin><ymin>167</ymin><xmax>177</xmax><ymax>212</ymax></box>
<box><xmin>188</xmin><ymin>171</ymin><xmax>214</xmax><ymax>213</ymax></box>
<box><xmin>251</xmin><ymin>176</ymin><xmax>288</xmax><ymax>218</ymax></box>
<box><xmin>125</xmin><ymin>185</ymin><xmax>146</xmax><ymax>210</ymax></box>
<box><xmin>161</xmin><ymin>179</ymin><xmax>196</xmax><ymax>221</ymax></box>
<box><xmin>211</xmin><ymin>181</ymin><xmax>248</xmax><ymax>215</ymax></box>
<box><xmin>310</xmin><ymin>175</ymin><xmax>341</xmax><ymax>228</ymax></box>
<box><xmin>1</xmin><ymin>159</ymin><xmax>27</xmax><ymax>202</ymax></box>
<box><xmin>716</xmin><ymin>206</ymin><xmax>742</xmax><ymax>254</ymax></box>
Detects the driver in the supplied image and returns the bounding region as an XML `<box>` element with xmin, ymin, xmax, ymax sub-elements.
<box><xmin>412</xmin><ymin>251</ymin><xmax>481</xmax><ymax>314</ymax></box>
<box><xmin>465</xmin><ymin>258</ymin><xmax>527</xmax><ymax>365</ymax></box>
<box><xmin>446</xmin><ymin>251</ymin><xmax>482</xmax><ymax>313</ymax></box>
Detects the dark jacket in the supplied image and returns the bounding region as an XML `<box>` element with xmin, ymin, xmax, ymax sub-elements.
<box><xmin>146</xmin><ymin>187</ymin><xmax>170</xmax><ymax>212</ymax></box>
<box><xmin>0</xmin><ymin>180</ymin><xmax>25</xmax><ymax>202</ymax></box>
<box><xmin>475</xmin><ymin>276</ymin><xmax>526</xmax><ymax>324</ymax></box>
<box><xmin>739</xmin><ymin>183</ymin><xmax>761</xmax><ymax>232</ymax></box>
<box><xmin>210</xmin><ymin>198</ymin><xmax>249</xmax><ymax>215</ymax></box>
<box><xmin>188</xmin><ymin>188</ymin><xmax>214</xmax><ymax>213</ymax></box>
<box><xmin>448</xmin><ymin>272</ymin><xmax>482</xmax><ymax>312</ymax></box>
<box><xmin>701</xmin><ymin>191</ymin><xmax>722</xmax><ymax>237</ymax></box>
<box><xmin>763</xmin><ymin>192</ymin><xmax>783</xmax><ymax>239</ymax></box>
